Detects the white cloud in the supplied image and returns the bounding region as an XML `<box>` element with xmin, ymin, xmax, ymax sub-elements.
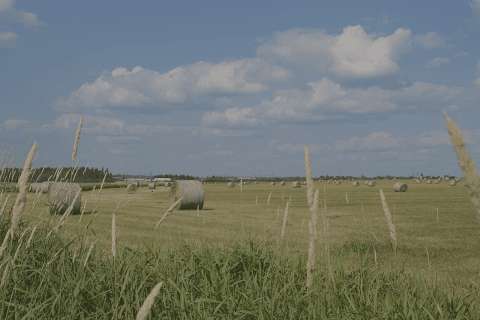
<box><xmin>0</xmin><ymin>31</ymin><xmax>16</xmax><ymax>47</ymax></box>
<box><xmin>203</xmin><ymin>79</ymin><xmax>462</xmax><ymax>128</ymax></box>
<box><xmin>257</xmin><ymin>25</ymin><xmax>412</xmax><ymax>78</ymax></box>
<box><xmin>1</xmin><ymin>119</ymin><xmax>29</xmax><ymax>130</ymax></box>
<box><xmin>414</xmin><ymin>32</ymin><xmax>446</xmax><ymax>49</ymax></box>
<box><xmin>202</xmin><ymin>107</ymin><xmax>263</xmax><ymax>128</ymax></box>
<box><xmin>0</xmin><ymin>0</ymin><xmax>41</xmax><ymax>27</ymax></box>
<box><xmin>59</xmin><ymin>59</ymin><xmax>289</xmax><ymax>110</ymax></box>
<box><xmin>335</xmin><ymin>132</ymin><xmax>400</xmax><ymax>152</ymax></box>
<box><xmin>426</xmin><ymin>57</ymin><xmax>450</xmax><ymax>68</ymax></box>
<box><xmin>472</xmin><ymin>0</ymin><xmax>480</xmax><ymax>15</ymax></box>
<box><xmin>0</xmin><ymin>0</ymin><xmax>13</xmax><ymax>11</ymax></box>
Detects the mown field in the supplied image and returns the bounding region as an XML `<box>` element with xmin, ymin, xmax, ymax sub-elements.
<box><xmin>19</xmin><ymin>180</ymin><xmax>480</xmax><ymax>282</ymax></box>
<box><xmin>1</xmin><ymin>179</ymin><xmax>480</xmax><ymax>319</ymax></box>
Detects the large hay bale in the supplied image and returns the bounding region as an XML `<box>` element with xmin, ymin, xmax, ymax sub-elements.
<box><xmin>352</xmin><ymin>181</ymin><xmax>360</xmax><ymax>187</ymax></box>
<box><xmin>171</xmin><ymin>180</ymin><xmax>205</xmax><ymax>210</ymax></box>
<box><xmin>434</xmin><ymin>179</ymin><xmax>441</xmax><ymax>184</ymax></box>
<box><xmin>449</xmin><ymin>180</ymin><xmax>457</xmax><ymax>187</ymax></box>
<box><xmin>425</xmin><ymin>179</ymin><xmax>432</xmax><ymax>184</ymax></box>
<box><xmin>367</xmin><ymin>181</ymin><xmax>376</xmax><ymax>187</ymax></box>
<box><xmin>393</xmin><ymin>182</ymin><xmax>408</xmax><ymax>192</ymax></box>
<box><xmin>148</xmin><ymin>182</ymin><xmax>156</xmax><ymax>190</ymax></box>
<box><xmin>48</xmin><ymin>183</ymin><xmax>82</xmax><ymax>215</ymax></box>
<box><xmin>227</xmin><ymin>182</ymin><xmax>235</xmax><ymax>188</ymax></box>
<box><xmin>126</xmin><ymin>184</ymin><xmax>137</xmax><ymax>193</ymax></box>
<box><xmin>280</xmin><ymin>181</ymin><xmax>286</xmax><ymax>186</ymax></box>
<box><xmin>292</xmin><ymin>181</ymin><xmax>301</xmax><ymax>188</ymax></box>
<box><xmin>270</xmin><ymin>181</ymin><xmax>276</xmax><ymax>186</ymax></box>
<box><xmin>414</xmin><ymin>179</ymin><xmax>421</xmax><ymax>184</ymax></box>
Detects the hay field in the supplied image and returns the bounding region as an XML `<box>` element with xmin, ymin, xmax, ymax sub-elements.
<box><xmin>21</xmin><ymin>179</ymin><xmax>480</xmax><ymax>283</ymax></box>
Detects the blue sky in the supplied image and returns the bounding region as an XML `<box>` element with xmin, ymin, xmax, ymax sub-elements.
<box><xmin>1</xmin><ymin>0</ymin><xmax>480</xmax><ymax>176</ymax></box>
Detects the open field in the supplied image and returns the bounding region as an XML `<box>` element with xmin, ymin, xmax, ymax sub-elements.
<box><xmin>13</xmin><ymin>179</ymin><xmax>480</xmax><ymax>284</ymax></box>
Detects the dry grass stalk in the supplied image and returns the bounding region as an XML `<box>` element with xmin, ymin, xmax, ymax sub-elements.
<box><xmin>112</xmin><ymin>213</ymin><xmax>116</xmax><ymax>258</ymax></box>
<box><xmin>11</xmin><ymin>143</ymin><xmax>37</xmax><ymax>235</ymax></box>
<box><xmin>84</xmin><ymin>241</ymin><xmax>95</xmax><ymax>267</ymax></box>
<box><xmin>306</xmin><ymin>189</ymin><xmax>319</xmax><ymax>289</ymax></box>
<box><xmin>136</xmin><ymin>282</ymin><xmax>164</xmax><ymax>320</ymax></box>
<box><xmin>379</xmin><ymin>189</ymin><xmax>397</xmax><ymax>253</ymax></box>
<box><xmin>155</xmin><ymin>197</ymin><xmax>183</xmax><ymax>228</ymax></box>
<box><xmin>71</xmin><ymin>116</ymin><xmax>84</xmax><ymax>162</ymax></box>
<box><xmin>304</xmin><ymin>146</ymin><xmax>314</xmax><ymax>206</ymax></box>
<box><xmin>0</xmin><ymin>195</ymin><xmax>10</xmax><ymax>216</ymax></box>
<box><xmin>444</xmin><ymin>113</ymin><xmax>480</xmax><ymax>222</ymax></box>
<box><xmin>266</xmin><ymin>192</ymin><xmax>272</xmax><ymax>205</ymax></box>
<box><xmin>280</xmin><ymin>201</ymin><xmax>290</xmax><ymax>240</ymax></box>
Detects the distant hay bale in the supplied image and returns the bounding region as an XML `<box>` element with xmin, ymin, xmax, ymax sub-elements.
<box><xmin>449</xmin><ymin>180</ymin><xmax>457</xmax><ymax>187</ymax></box>
<box><xmin>292</xmin><ymin>181</ymin><xmax>301</xmax><ymax>188</ymax></box>
<box><xmin>126</xmin><ymin>184</ymin><xmax>137</xmax><ymax>193</ymax></box>
<box><xmin>352</xmin><ymin>181</ymin><xmax>360</xmax><ymax>187</ymax></box>
<box><xmin>171</xmin><ymin>180</ymin><xmax>204</xmax><ymax>210</ymax></box>
<box><xmin>227</xmin><ymin>182</ymin><xmax>235</xmax><ymax>188</ymax></box>
<box><xmin>148</xmin><ymin>182</ymin><xmax>156</xmax><ymax>190</ymax></box>
<box><xmin>414</xmin><ymin>179</ymin><xmax>421</xmax><ymax>184</ymax></box>
<box><xmin>426</xmin><ymin>180</ymin><xmax>432</xmax><ymax>184</ymax></box>
<box><xmin>48</xmin><ymin>183</ymin><xmax>82</xmax><ymax>215</ymax></box>
<box><xmin>41</xmin><ymin>182</ymin><xmax>52</xmax><ymax>193</ymax></box>
<box><xmin>434</xmin><ymin>179</ymin><xmax>441</xmax><ymax>184</ymax></box>
<box><xmin>280</xmin><ymin>181</ymin><xmax>286</xmax><ymax>186</ymax></box>
<box><xmin>367</xmin><ymin>181</ymin><xmax>376</xmax><ymax>187</ymax></box>
<box><xmin>393</xmin><ymin>182</ymin><xmax>408</xmax><ymax>192</ymax></box>
<box><xmin>271</xmin><ymin>182</ymin><xmax>276</xmax><ymax>186</ymax></box>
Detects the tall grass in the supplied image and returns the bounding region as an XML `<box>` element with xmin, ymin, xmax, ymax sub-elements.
<box><xmin>0</xmin><ymin>220</ymin><xmax>478</xmax><ymax>319</ymax></box>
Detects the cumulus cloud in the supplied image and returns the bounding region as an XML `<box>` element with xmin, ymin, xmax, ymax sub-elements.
<box><xmin>414</xmin><ymin>32</ymin><xmax>446</xmax><ymax>49</ymax></box>
<box><xmin>426</xmin><ymin>57</ymin><xmax>450</xmax><ymax>68</ymax></box>
<box><xmin>58</xmin><ymin>59</ymin><xmax>289</xmax><ymax>110</ymax></box>
<box><xmin>257</xmin><ymin>25</ymin><xmax>412</xmax><ymax>78</ymax></box>
<box><xmin>0</xmin><ymin>0</ymin><xmax>41</xmax><ymax>27</ymax></box>
<box><xmin>0</xmin><ymin>31</ymin><xmax>16</xmax><ymax>47</ymax></box>
<box><xmin>203</xmin><ymin>79</ymin><xmax>461</xmax><ymax>128</ymax></box>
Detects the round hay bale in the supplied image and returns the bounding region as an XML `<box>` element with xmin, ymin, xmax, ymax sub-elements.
<box><xmin>41</xmin><ymin>182</ymin><xmax>52</xmax><ymax>193</ymax></box>
<box><xmin>280</xmin><ymin>181</ymin><xmax>286</xmax><ymax>186</ymax></box>
<box><xmin>271</xmin><ymin>181</ymin><xmax>276</xmax><ymax>186</ymax></box>
<box><xmin>393</xmin><ymin>182</ymin><xmax>408</xmax><ymax>192</ymax></box>
<box><xmin>126</xmin><ymin>184</ymin><xmax>137</xmax><ymax>193</ymax></box>
<box><xmin>434</xmin><ymin>179</ymin><xmax>441</xmax><ymax>184</ymax></box>
<box><xmin>425</xmin><ymin>180</ymin><xmax>432</xmax><ymax>184</ymax></box>
<box><xmin>367</xmin><ymin>181</ymin><xmax>376</xmax><ymax>187</ymax></box>
<box><xmin>148</xmin><ymin>182</ymin><xmax>156</xmax><ymax>190</ymax></box>
<box><xmin>352</xmin><ymin>181</ymin><xmax>360</xmax><ymax>187</ymax></box>
<box><xmin>292</xmin><ymin>181</ymin><xmax>301</xmax><ymax>188</ymax></box>
<box><xmin>227</xmin><ymin>182</ymin><xmax>235</xmax><ymax>188</ymax></box>
<box><xmin>171</xmin><ymin>180</ymin><xmax>204</xmax><ymax>210</ymax></box>
<box><xmin>449</xmin><ymin>180</ymin><xmax>457</xmax><ymax>187</ymax></box>
<box><xmin>48</xmin><ymin>183</ymin><xmax>82</xmax><ymax>215</ymax></box>
<box><xmin>414</xmin><ymin>179</ymin><xmax>421</xmax><ymax>184</ymax></box>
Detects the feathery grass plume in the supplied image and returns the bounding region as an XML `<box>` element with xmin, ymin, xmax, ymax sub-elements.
<box><xmin>240</xmin><ymin>178</ymin><xmax>243</xmax><ymax>193</ymax></box>
<box><xmin>71</xmin><ymin>116</ymin><xmax>84</xmax><ymax>162</ymax></box>
<box><xmin>11</xmin><ymin>143</ymin><xmax>37</xmax><ymax>235</ymax></box>
<box><xmin>444</xmin><ymin>113</ymin><xmax>480</xmax><ymax>222</ymax></box>
<box><xmin>306</xmin><ymin>189</ymin><xmax>319</xmax><ymax>289</ymax></box>
<box><xmin>136</xmin><ymin>282</ymin><xmax>164</xmax><ymax>320</ymax></box>
<box><xmin>304</xmin><ymin>146</ymin><xmax>314</xmax><ymax>206</ymax></box>
<box><xmin>155</xmin><ymin>197</ymin><xmax>183</xmax><ymax>228</ymax></box>
<box><xmin>280</xmin><ymin>200</ymin><xmax>290</xmax><ymax>240</ymax></box>
<box><xmin>112</xmin><ymin>213</ymin><xmax>116</xmax><ymax>258</ymax></box>
<box><xmin>379</xmin><ymin>189</ymin><xmax>397</xmax><ymax>253</ymax></box>
<box><xmin>266</xmin><ymin>192</ymin><xmax>272</xmax><ymax>205</ymax></box>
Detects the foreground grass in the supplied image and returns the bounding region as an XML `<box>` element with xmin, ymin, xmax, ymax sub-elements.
<box><xmin>0</xmin><ymin>219</ymin><xmax>479</xmax><ymax>319</ymax></box>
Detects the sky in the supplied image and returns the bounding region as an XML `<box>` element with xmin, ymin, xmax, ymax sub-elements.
<box><xmin>1</xmin><ymin>0</ymin><xmax>480</xmax><ymax>177</ymax></box>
